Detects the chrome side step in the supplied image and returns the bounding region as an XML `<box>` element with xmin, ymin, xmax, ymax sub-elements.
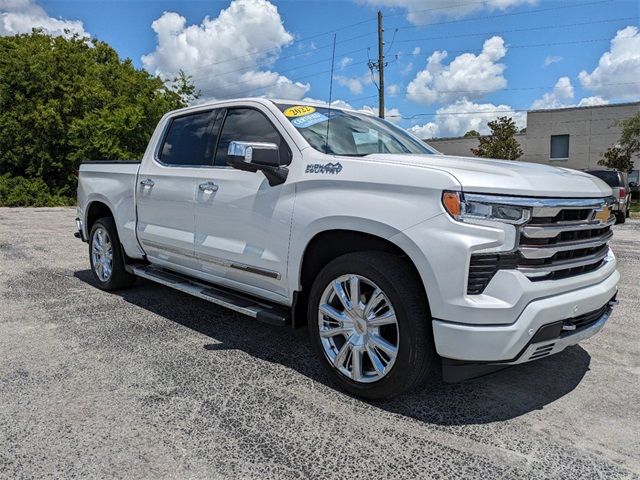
<box><xmin>128</xmin><ymin>265</ymin><xmax>290</xmax><ymax>326</ymax></box>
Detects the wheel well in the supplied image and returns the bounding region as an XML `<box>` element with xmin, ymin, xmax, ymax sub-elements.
<box><xmin>86</xmin><ymin>201</ymin><xmax>113</xmax><ymax>232</ymax></box>
<box><xmin>293</xmin><ymin>230</ymin><xmax>426</xmax><ymax>328</ymax></box>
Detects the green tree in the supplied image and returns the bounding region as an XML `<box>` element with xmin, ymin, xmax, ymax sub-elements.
<box><xmin>0</xmin><ymin>31</ymin><xmax>189</xmax><ymax>205</ymax></box>
<box><xmin>471</xmin><ymin>116</ymin><xmax>523</xmax><ymax>160</ymax></box>
<box><xmin>598</xmin><ymin>112</ymin><xmax>640</xmax><ymax>171</ymax></box>
<box><xmin>598</xmin><ymin>146</ymin><xmax>633</xmax><ymax>172</ymax></box>
<box><xmin>463</xmin><ymin>130</ymin><xmax>480</xmax><ymax>137</ymax></box>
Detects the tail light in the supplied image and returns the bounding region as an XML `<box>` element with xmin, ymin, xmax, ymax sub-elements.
<box><xmin>619</xmin><ymin>187</ymin><xmax>626</xmax><ymax>198</ymax></box>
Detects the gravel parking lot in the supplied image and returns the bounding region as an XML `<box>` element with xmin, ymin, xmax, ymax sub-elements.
<box><xmin>1</xmin><ymin>207</ymin><xmax>639</xmax><ymax>479</ymax></box>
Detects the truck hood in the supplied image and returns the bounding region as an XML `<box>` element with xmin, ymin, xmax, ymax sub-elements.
<box><xmin>362</xmin><ymin>153</ymin><xmax>613</xmax><ymax>198</ymax></box>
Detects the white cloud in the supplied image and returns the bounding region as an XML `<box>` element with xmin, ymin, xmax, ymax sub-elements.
<box><xmin>334</xmin><ymin>72</ymin><xmax>372</xmax><ymax>95</ymax></box>
<box><xmin>142</xmin><ymin>0</ymin><xmax>310</xmax><ymax>101</ymax></box>
<box><xmin>577</xmin><ymin>96</ymin><xmax>609</xmax><ymax>107</ymax></box>
<box><xmin>543</xmin><ymin>55</ymin><xmax>562</xmax><ymax>67</ymax></box>
<box><xmin>401</xmin><ymin>62</ymin><xmax>414</xmax><ymax>75</ymax></box>
<box><xmin>530</xmin><ymin>76</ymin><xmax>574</xmax><ymax>109</ymax></box>
<box><xmin>408</xmin><ymin>98</ymin><xmax>525</xmax><ymax>138</ymax></box>
<box><xmin>0</xmin><ymin>0</ymin><xmax>86</xmax><ymax>37</ymax></box>
<box><xmin>339</xmin><ymin>56</ymin><xmax>353</xmax><ymax>69</ymax></box>
<box><xmin>387</xmin><ymin>84</ymin><xmax>400</xmax><ymax>95</ymax></box>
<box><xmin>531</xmin><ymin>77</ymin><xmax>610</xmax><ymax>110</ymax></box>
<box><xmin>359</xmin><ymin>0</ymin><xmax>536</xmax><ymax>25</ymax></box>
<box><xmin>578</xmin><ymin>25</ymin><xmax>640</xmax><ymax>101</ymax></box>
<box><xmin>412</xmin><ymin>46</ymin><xmax>421</xmax><ymax>55</ymax></box>
<box><xmin>407</xmin><ymin>36</ymin><xmax>507</xmax><ymax>105</ymax></box>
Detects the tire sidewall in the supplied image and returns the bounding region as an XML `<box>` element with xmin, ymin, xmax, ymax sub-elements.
<box><xmin>307</xmin><ymin>253</ymin><xmax>431</xmax><ymax>399</ymax></box>
<box><xmin>89</xmin><ymin>218</ymin><xmax>125</xmax><ymax>290</ymax></box>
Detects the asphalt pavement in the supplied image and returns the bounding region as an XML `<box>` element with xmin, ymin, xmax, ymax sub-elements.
<box><xmin>0</xmin><ymin>207</ymin><xmax>638</xmax><ymax>479</ymax></box>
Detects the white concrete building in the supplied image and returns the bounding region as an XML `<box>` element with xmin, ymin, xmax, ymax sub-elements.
<box><xmin>427</xmin><ymin>102</ymin><xmax>640</xmax><ymax>171</ymax></box>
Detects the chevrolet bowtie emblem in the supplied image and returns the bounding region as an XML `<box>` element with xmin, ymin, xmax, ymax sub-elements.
<box><xmin>594</xmin><ymin>206</ymin><xmax>610</xmax><ymax>223</ymax></box>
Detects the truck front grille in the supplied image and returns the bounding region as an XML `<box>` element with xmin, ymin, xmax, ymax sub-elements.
<box><xmin>517</xmin><ymin>202</ymin><xmax>614</xmax><ymax>281</ymax></box>
<box><xmin>467</xmin><ymin>197</ymin><xmax>615</xmax><ymax>294</ymax></box>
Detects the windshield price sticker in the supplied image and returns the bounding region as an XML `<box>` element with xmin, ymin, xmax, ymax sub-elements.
<box><xmin>284</xmin><ymin>105</ymin><xmax>316</xmax><ymax>117</ymax></box>
<box><xmin>291</xmin><ymin>112</ymin><xmax>328</xmax><ymax>129</ymax></box>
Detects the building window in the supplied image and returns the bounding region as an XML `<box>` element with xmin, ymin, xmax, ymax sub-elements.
<box><xmin>550</xmin><ymin>134</ymin><xmax>569</xmax><ymax>159</ymax></box>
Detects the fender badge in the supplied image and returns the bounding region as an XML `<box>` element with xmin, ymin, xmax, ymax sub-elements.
<box><xmin>305</xmin><ymin>162</ymin><xmax>343</xmax><ymax>175</ymax></box>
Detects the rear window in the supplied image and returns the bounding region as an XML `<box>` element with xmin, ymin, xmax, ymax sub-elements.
<box><xmin>586</xmin><ymin>170</ymin><xmax>621</xmax><ymax>187</ymax></box>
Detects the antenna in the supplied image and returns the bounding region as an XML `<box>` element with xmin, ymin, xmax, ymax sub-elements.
<box><xmin>324</xmin><ymin>33</ymin><xmax>337</xmax><ymax>154</ymax></box>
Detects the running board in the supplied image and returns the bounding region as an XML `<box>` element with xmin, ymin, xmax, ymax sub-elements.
<box><xmin>129</xmin><ymin>265</ymin><xmax>290</xmax><ymax>326</ymax></box>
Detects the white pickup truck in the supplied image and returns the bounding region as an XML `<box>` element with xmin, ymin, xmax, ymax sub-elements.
<box><xmin>76</xmin><ymin>98</ymin><xmax>619</xmax><ymax>399</ymax></box>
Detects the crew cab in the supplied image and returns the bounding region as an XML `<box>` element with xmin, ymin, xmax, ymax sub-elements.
<box><xmin>76</xmin><ymin>98</ymin><xmax>619</xmax><ymax>399</ymax></box>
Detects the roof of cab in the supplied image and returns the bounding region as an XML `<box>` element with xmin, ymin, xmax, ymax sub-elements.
<box><xmin>164</xmin><ymin>97</ymin><xmax>368</xmax><ymax>117</ymax></box>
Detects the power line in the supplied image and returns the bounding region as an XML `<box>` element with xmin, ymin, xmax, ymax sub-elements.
<box><xmin>187</xmin><ymin>44</ymin><xmax>373</xmax><ymax>83</ymax></box>
<box><xmin>394</xmin><ymin>37</ymin><xmax>613</xmax><ymax>60</ymax></box>
<box><xmin>393</xmin><ymin>16</ymin><xmax>636</xmax><ymax>45</ymax></box>
<box><xmin>395</xmin><ymin>0</ymin><xmax>610</xmax><ymax>30</ymax></box>
<box><xmin>387</xmin><ymin>98</ymin><xmax>640</xmax><ymax>119</ymax></box>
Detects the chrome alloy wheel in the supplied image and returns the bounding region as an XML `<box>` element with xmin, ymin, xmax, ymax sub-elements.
<box><xmin>318</xmin><ymin>274</ymin><xmax>399</xmax><ymax>384</ymax></box>
<box><xmin>91</xmin><ymin>227</ymin><xmax>113</xmax><ymax>282</ymax></box>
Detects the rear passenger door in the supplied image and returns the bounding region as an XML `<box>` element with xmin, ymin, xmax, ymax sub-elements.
<box><xmin>136</xmin><ymin>109</ymin><xmax>218</xmax><ymax>270</ymax></box>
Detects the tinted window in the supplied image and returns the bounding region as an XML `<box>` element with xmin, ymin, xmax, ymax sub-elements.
<box><xmin>586</xmin><ymin>170</ymin><xmax>621</xmax><ymax>186</ymax></box>
<box><xmin>550</xmin><ymin>134</ymin><xmax>569</xmax><ymax>159</ymax></box>
<box><xmin>629</xmin><ymin>170</ymin><xmax>639</xmax><ymax>183</ymax></box>
<box><xmin>215</xmin><ymin>108</ymin><xmax>291</xmax><ymax>167</ymax></box>
<box><xmin>160</xmin><ymin>111</ymin><xmax>216</xmax><ymax>166</ymax></box>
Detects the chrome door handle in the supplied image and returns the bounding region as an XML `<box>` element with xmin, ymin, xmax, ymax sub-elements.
<box><xmin>199</xmin><ymin>182</ymin><xmax>219</xmax><ymax>193</ymax></box>
<box><xmin>140</xmin><ymin>178</ymin><xmax>155</xmax><ymax>187</ymax></box>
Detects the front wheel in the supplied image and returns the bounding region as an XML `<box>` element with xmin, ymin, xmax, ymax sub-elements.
<box><xmin>307</xmin><ymin>252</ymin><xmax>435</xmax><ymax>400</ymax></box>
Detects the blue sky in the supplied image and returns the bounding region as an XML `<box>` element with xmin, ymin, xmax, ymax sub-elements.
<box><xmin>4</xmin><ymin>0</ymin><xmax>640</xmax><ymax>136</ymax></box>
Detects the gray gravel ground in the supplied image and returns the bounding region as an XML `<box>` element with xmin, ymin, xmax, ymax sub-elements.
<box><xmin>0</xmin><ymin>207</ymin><xmax>639</xmax><ymax>479</ymax></box>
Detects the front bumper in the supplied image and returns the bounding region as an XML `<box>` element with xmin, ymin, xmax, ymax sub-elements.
<box><xmin>433</xmin><ymin>268</ymin><xmax>619</xmax><ymax>363</ymax></box>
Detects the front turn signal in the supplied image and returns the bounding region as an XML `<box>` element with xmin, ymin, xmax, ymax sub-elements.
<box><xmin>442</xmin><ymin>191</ymin><xmax>462</xmax><ymax>218</ymax></box>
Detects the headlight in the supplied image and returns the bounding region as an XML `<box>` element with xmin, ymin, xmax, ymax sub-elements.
<box><xmin>442</xmin><ymin>191</ymin><xmax>531</xmax><ymax>224</ymax></box>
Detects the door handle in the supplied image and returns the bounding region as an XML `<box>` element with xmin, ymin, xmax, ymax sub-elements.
<box><xmin>140</xmin><ymin>178</ymin><xmax>155</xmax><ymax>187</ymax></box>
<box><xmin>199</xmin><ymin>182</ymin><xmax>219</xmax><ymax>193</ymax></box>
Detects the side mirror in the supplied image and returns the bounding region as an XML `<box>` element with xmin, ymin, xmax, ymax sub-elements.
<box><xmin>227</xmin><ymin>141</ymin><xmax>288</xmax><ymax>186</ymax></box>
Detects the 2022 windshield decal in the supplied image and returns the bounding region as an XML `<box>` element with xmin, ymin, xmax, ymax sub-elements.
<box><xmin>305</xmin><ymin>162</ymin><xmax>343</xmax><ymax>174</ymax></box>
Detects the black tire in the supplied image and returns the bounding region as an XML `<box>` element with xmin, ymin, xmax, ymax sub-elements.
<box><xmin>626</xmin><ymin>208</ymin><xmax>630</xmax><ymax>218</ymax></box>
<box><xmin>307</xmin><ymin>251</ymin><xmax>435</xmax><ymax>400</ymax></box>
<box><xmin>89</xmin><ymin>217</ymin><xmax>136</xmax><ymax>291</ymax></box>
<box><xmin>616</xmin><ymin>212</ymin><xmax>626</xmax><ymax>224</ymax></box>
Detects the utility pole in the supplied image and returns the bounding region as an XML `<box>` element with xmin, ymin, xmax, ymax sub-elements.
<box><xmin>377</xmin><ymin>10</ymin><xmax>385</xmax><ymax>119</ymax></box>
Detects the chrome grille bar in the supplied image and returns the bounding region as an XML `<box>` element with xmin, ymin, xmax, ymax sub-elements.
<box><xmin>517</xmin><ymin>247</ymin><xmax>610</xmax><ymax>277</ymax></box>
<box><xmin>521</xmin><ymin>216</ymin><xmax>616</xmax><ymax>239</ymax></box>
<box><xmin>519</xmin><ymin>230</ymin><xmax>613</xmax><ymax>259</ymax></box>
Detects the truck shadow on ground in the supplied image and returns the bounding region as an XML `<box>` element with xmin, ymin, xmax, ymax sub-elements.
<box><xmin>75</xmin><ymin>270</ymin><xmax>591</xmax><ymax>426</ymax></box>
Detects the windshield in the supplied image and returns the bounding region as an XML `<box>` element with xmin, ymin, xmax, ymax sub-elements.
<box><xmin>276</xmin><ymin>103</ymin><xmax>436</xmax><ymax>156</ymax></box>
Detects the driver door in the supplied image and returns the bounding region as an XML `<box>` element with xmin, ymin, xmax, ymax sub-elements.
<box><xmin>193</xmin><ymin>107</ymin><xmax>296</xmax><ymax>300</ymax></box>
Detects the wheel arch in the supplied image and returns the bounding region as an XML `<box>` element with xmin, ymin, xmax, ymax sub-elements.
<box><xmin>292</xmin><ymin>228</ymin><xmax>430</xmax><ymax>328</ymax></box>
<box><xmin>85</xmin><ymin>199</ymin><xmax>115</xmax><ymax>234</ymax></box>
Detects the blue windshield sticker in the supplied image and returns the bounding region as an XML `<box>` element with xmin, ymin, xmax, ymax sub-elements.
<box><xmin>291</xmin><ymin>112</ymin><xmax>328</xmax><ymax>129</ymax></box>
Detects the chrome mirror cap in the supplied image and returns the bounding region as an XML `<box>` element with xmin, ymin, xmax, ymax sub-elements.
<box><xmin>228</xmin><ymin>141</ymin><xmax>278</xmax><ymax>163</ymax></box>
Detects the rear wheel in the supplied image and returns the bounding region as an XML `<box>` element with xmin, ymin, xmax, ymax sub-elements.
<box><xmin>616</xmin><ymin>212</ymin><xmax>626</xmax><ymax>224</ymax></box>
<box><xmin>307</xmin><ymin>252</ymin><xmax>435</xmax><ymax>400</ymax></box>
<box><xmin>89</xmin><ymin>217</ymin><xmax>135</xmax><ymax>291</ymax></box>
